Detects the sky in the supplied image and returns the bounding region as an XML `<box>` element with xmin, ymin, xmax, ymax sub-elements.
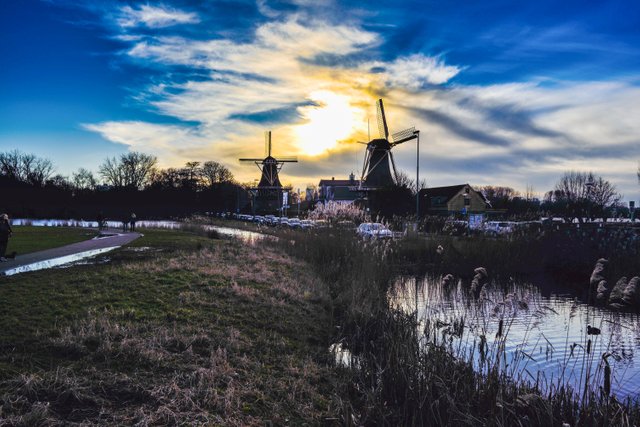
<box><xmin>1</xmin><ymin>0</ymin><xmax>639</xmax><ymax>200</ymax></box>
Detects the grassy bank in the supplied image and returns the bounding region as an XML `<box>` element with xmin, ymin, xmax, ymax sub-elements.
<box><xmin>275</xmin><ymin>228</ymin><xmax>640</xmax><ymax>426</ymax></box>
<box><xmin>0</xmin><ymin>229</ymin><xmax>345</xmax><ymax>425</ymax></box>
<box><xmin>6</xmin><ymin>226</ymin><xmax>96</xmax><ymax>255</ymax></box>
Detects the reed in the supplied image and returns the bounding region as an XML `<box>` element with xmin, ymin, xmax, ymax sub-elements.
<box><xmin>275</xmin><ymin>228</ymin><xmax>640</xmax><ymax>425</ymax></box>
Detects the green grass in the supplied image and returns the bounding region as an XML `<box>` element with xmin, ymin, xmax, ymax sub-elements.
<box><xmin>0</xmin><ymin>228</ymin><xmax>344</xmax><ymax>425</ymax></box>
<box><xmin>6</xmin><ymin>226</ymin><xmax>96</xmax><ymax>255</ymax></box>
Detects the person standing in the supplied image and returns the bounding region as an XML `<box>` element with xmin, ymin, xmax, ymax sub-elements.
<box><xmin>0</xmin><ymin>214</ymin><xmax>13</xmax><ymax>262</ymax></box>
<box><xmin>130</xmin><ymin>213</ymin><xmax>137</xmax><ymax>232</ymax></box>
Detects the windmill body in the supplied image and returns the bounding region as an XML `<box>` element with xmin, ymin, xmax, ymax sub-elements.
<box><xmin>359</xmin><ymin>99</ymin><xmax>419</xmax><ymax>190</ymax></box>
<box><xmin>240</xmin><ymin>131</ymin><xmax>297</xmax><ymax>214</ymax></box>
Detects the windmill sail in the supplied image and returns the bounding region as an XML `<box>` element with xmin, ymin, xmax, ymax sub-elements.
<box><xmin>360</xmin><ymin>99</ymin><xmax>418</xmax><ymax>189</ymax></box>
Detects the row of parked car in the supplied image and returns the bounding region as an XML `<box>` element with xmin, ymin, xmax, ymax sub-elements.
<box><xmin>228</xmin><ymin>213</ymin><xmax>327</xmax><ymax>230</ymax></box>
<box><xmin>220</xmin><ymin>213</ymin><xmax>396</xmax><ymax>239</ymax></box>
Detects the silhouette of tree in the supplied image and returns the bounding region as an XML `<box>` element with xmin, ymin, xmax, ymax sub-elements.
<box><xmin>202</xmin><ymin>161</ymin><xmax>234</xmax><ymax>187</ymax></box>
<box><xmin>395</xmin><ymin>170</ymin><xmax>427</xmax><ymax>196</ymax></box>
<box><xmin>546</xmin><ymin>171</ymin><xmax>621</xmax><ymax>222</ymax></box>
<box><xmin>99</xmin><ymin>152</ymin><xmax>157</xmax><ymax>189</ymax></box>
<box><xmin>0</xmin><ymin>150</ymin><xmax>54</xmax><ymax>186</ymax></box>
<box><xmin>72</xmin><ymin>168</ymin><xmax>97</xmax><ymax>190</ymax></box>
<box><xmin>478</xmin><ymin>186</ymin><xmax>518</xmax><ymax>210</ymax></box>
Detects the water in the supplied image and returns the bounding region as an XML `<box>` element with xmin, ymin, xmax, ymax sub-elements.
<box><xmin>390</xmin><ymin>276</ymin><xmax>640</xmax><ymax>399</ymax></box>
<box><xmin>10</xmin><ymin>218</ymin><xmax>267</xmax><ymax>243</ymax></box>
<box><xmin>3</xmin><ymin>246</ymin><xmax>120</xmax><ymax>276</ymax></box>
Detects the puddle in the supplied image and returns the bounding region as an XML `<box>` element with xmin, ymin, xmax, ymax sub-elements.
<box><xmin>2</xmin><ymin>246</ymin><xmax>121</xmax><ymax>276</ymax></box>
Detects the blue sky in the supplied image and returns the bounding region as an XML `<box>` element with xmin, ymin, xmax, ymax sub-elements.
<box><xmin>1</xmin><ymin>0</ymin><xmax>639</xmax><ymax>199</ymax></box>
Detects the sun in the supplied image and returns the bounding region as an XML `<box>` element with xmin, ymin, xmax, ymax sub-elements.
<box><xmin>294</xmin><ymin>91</ymin><xmax>360</xmax><ymax>156</ymax></box>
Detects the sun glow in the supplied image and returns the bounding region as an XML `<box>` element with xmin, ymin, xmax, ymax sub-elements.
<box><xmin>294</xmin><ymin>91</ymin><xmax>360</xmax><ymax>156</ymax></box>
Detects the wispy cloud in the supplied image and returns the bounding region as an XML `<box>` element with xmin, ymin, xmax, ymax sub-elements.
<box><xmin>79</xmin><ymin>2</ymin><xmax>640</xmax><ymax>197</ymax></box>
<box><xmin>116</xmin><ymin>4</ymin><xmax>199</xmax><ymax>29</ymax></box>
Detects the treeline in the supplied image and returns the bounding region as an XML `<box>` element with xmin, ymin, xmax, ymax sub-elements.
<box><xmin>0</xmin><ymin>150</ymin><xmax>249</xmax><ymax>219</ymax></box>
<box><xmin>477</xmin><ymin>170</ymin><xmax>628</xmax><ymax>221</ymax></box>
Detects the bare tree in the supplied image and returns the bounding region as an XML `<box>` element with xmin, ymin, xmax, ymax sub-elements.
<box><xmin>148</xmin><ymin>168</ymin><xmax>182</xmax><ymax>190</ymax></box>
<box><xmin>181</xmin><ymin>161</ymin><xmax>203</xmax><ymax>190</ymax></box>
<box><xmin>590</xmin><ymin>175</ymin><xmax>622</xmax><ymax>220</ymax></box>
<box><xmin>99</xmin><ymin>152</ymin><xmax>157</xmax><ymax>189</ymax></box>
<box><xmin>395</xmin><ymin>170</ymin><xmax>427</xmax><ymax>195</ymax></box>
<box><xmin>524</xmin><ymin>183</ymin><xmax>537</xmax><ymax>201</ymax></box>
<box><xmin>0</xmin><ymin>150</ymin><xmax>21</xmax><ymax>180</ymax></box>
<box><xmin>46</xmin><ymin>174</ymin><xmax>72</xmax><ymax>190</ymax></box>
<box><xmin>201</xmin><ymin>161</ymin><xmax>234</xmax><ymax>187</ymax></box>
<box><xmin>479</xmin><ymin>186</ymin><xmax>519</xmax><ymax>208</ymax></box>
<box><xmin>72</xmin><ymin>168</ymin><xmax>97</xmax><ymax>190</ymax></box>
<box><xmin>548</xmin><ymin>171</ymin><xmax>621</xmax><ymax>222</ymax></box>
<box><xmin>27</xmin><ymin>157</ymin><xmax>54</xmax><ymax>187</ymax></box>
<box><xmin>0</xmin><ymin>150</ymin><xmax>53</xmax><ymax>186</ymax></box>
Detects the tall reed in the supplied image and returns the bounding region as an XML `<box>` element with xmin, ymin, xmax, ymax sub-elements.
<box><xmin>274</xmin><ymin>228</ymin><xmax>640</xmax><ymax>425</ymax></box>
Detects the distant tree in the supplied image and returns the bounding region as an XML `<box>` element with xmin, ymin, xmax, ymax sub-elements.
<box><xmin>0</xmin><ymin>150</ymin><xmax>54</xmax><ymax>186</ymax></box>
<box><xmin>72</xmin><ymin>168</ymin><xmax>97</xmax><ymax>190</ymax></box>
<box><xmin>201</xmin><ymin>161</ymin><xmax>234</xmax><ymax>187</ymax></box>
<box><xmin>46</xmin><ymin>174</ymin><xmax>72</xmax><ymax>191</ymax></box>
<box><xmin>99</xmin><ymin>152</ymin><xmax>157</xmax><ymax>189</ymax></box>
<box><xmin>478</xmin><ymin>186</ymin><xmax>519</xmax><ymax>210</ymax></box>
<box><xmin>395</xmin><ymin>170</ymin><xmax>427</xmax><ymax>196</ymax></box>
<box><xmin>546</xmin><ymin>171</ymin><xmax>621</xmax><ymax>222</ymax></box>
<box><xmin>148</xmin><ymin>168</ymin><xmax>182</xmax><ymax>190</ymax></box>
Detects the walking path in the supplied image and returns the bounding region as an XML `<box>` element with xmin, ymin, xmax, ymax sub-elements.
<box><xmin>0</xmin><ymin>229</ymin><xmax>141</xmax><ymax>276</ymax></box>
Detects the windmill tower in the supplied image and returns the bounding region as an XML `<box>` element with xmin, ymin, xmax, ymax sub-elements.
<box><xmin>240</xmin><ymin>131</ymin><xmax>297</xmax><ymax>214</ymax></box>
<box><xmin>360</xmin><ymin>99</ymin><xmax>419</xmax><ymax>189</ymax></box>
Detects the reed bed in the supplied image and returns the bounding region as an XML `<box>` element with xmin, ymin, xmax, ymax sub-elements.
<box><xmin>275</xmin><ymin>228</ymin><xmax>640</xmax><ymax>426</ymax></box>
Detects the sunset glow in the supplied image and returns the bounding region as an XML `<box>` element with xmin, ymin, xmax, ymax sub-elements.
<box><xmin>294</xmin><ymin>91</ymin><xmax>362</xmax><ymax>156</ymax></box>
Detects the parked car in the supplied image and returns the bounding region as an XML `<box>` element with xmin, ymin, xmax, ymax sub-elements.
<box><xmin>299</xmin><ymin>220</ymin><xmax>314</xmax><ymax>230</ymax></box>
<box><xmin>483</xmin><ymin>221</ymin><xmax>517</xmax><ymax>235</ymax></box>
<box><xmin>356</xmin><ymin>222</ymin><xmax>393</xmax><ymax>239</ymax></box>
<box><xmin>288</xmin><ymin>218</ymin><xmax>301</xmax><ymax>228</ymax></box>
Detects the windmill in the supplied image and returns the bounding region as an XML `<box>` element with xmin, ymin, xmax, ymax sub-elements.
<box><xmin>359</xmin><ymin>99</ymin><xmax>419</xmax><ymax>189</ymax></box>
<box><xmin>239</xmin><ymin>131</ymin><xmax>297</xmax><ymax>214</ymax></box>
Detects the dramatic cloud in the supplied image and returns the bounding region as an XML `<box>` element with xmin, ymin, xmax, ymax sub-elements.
<box><xmin>82</xmin><ymin>3</ymin><xmax>640</xmax><ymax>197</ymax></box>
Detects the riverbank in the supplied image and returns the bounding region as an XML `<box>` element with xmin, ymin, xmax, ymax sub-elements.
<box><xmin>0</xmin><ymin>229</ymin><xmax>345</xmax><ymax>425</ymax></box>
<box><xmin>276</xmin><ymin>228</ymin><xmax>640</xmax><ymax>426</ymax></box>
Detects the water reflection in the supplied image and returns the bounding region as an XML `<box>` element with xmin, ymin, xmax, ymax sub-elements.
<box><xmin>10</xmin><ymin>218</ymin><xmax>267</xmax><ymax>243</ymax></box>
<box><xmin>3</xmin><ymin>246</ymin><xmax>120</xmax><ymax>276</ymax></box>
<box><xmin>390</xmin><ymin>275</ymin><xmax>640</xmax><ymax>399</ymax></box>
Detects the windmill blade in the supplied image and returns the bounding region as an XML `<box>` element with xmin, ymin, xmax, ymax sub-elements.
<box><xmin>389</xmin><ymin>151</ymin><xmax>399</xmax><ymax>183</ymax></box>
<box><xmin>391</xmin><ymin>127</ymin><xmax>418</xmax><ymax>145</ymax></box>
<box><xmin>376</xmin><ymin>99</ymin><xmax>389</xmax><ymax>140</ymax></box>
<box><xmin>278</xmin><ymin>157</ymin><xmax>298</xmax><ymax>162</ymax></box>
<box><xmin>264</xmin><ymin>131</ymin><xmax>272</xmax><ymax>157</ymax></box>
<box><xmin>239</xmin><ymin>158</ymin><xmax>265</xmax><ymax>162</ymax></box>
<box><xmin>356</xmin><ymin>141</ymin><xmax>368</xmax><ymax>145</ymax></box>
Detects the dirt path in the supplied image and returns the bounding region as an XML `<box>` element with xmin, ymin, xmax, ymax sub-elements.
<box><xmin>0</xmin><ymin>229</ymin><xmax>141</xmax><ymax>276</ymax></box>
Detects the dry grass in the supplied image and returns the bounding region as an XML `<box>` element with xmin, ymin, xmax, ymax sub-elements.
<box><xmin>0</xmin><ymin>232</ymin><xmax>342</xmax><ymax>425</ymax></box>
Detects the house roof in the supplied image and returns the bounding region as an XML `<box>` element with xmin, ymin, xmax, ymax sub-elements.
<box><xmin>419</xmin><ymin>184</ymin><xmax>469</xmax><ymax>200</ymax></box>
<box><xmin>318</xmin><ymin>179</ymin><xmax>359</xmax><ymax>187</ymax></box>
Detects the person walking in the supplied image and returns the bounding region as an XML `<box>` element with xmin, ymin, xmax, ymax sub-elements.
<box><xmin>130</xmin><ymin>212</ymin><xmax>137</xmax><ymax>232</ymax></box>
<box><xmin>0</xmin><ymin>214</ymin><xmax>13</xmax><ymax>262</ymax></box>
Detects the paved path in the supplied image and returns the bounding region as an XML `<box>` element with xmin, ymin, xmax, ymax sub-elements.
<box><xmin>0</xmin><ymin>229</ymin><xmax>141</xmax><ymax>276</ymax></box>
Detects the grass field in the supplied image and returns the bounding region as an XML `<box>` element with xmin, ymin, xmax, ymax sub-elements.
<box><xmin>5</xmin><ymin>226</ymin><xmax>96</xmax><ymax>256</ymax></box>
<box><xmin>0</xmin><ymin>228</ymin><xmax>344</xmax><ymax>425</ymax></box>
